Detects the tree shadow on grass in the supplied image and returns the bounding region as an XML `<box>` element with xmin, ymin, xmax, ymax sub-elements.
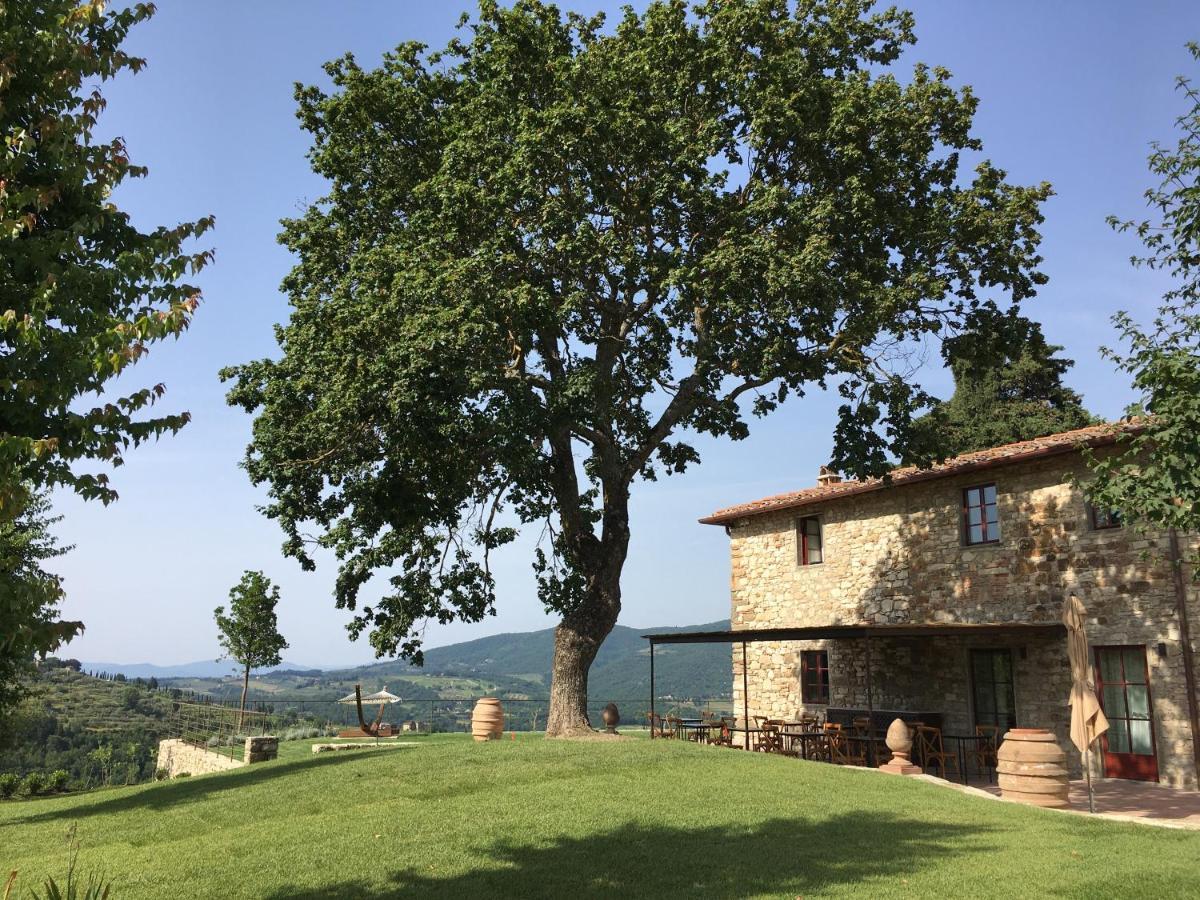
<box><xmin>262</xmin><ymin>811</ymin><xmax>992</xmax><ymax>899</ymax></box>
<box><xmin>1</xmin><ymin>749</ymin><xmax>389</xmax><ymax>828</ymax></box>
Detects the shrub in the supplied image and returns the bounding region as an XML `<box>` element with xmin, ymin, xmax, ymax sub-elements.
<box><xmin>154</xmin><ymin>768</ymin><xmax>169</xmax><ymax>781</ymax></box>
<box><xmin>20</xmin><ymin>772</ymin><xmax>47</xmax><ymax>796</ymax></box>
<box><xmin>0</xmin><ymin>773</ymin><xmax>18</xmax><ymax>798</ymax></box>
<box><xmin>47</xmin><ymin>770</ymin><xmax>70</xmax><ymax>793</ymax></box>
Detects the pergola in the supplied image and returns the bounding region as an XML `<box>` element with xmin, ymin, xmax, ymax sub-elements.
<box><xmin>641</xmin><ymin>622</ymin><xmax>1067</xmax><ymax>737</ymax></box>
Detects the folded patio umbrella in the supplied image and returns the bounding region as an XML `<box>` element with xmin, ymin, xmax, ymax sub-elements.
<box><xmin>1063</xmin><ymin>593</ymin><xmax>1109</xmax><ymax>813</ymax></box>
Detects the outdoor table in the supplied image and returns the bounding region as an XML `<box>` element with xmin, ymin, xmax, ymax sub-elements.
<box><xmin>941</xmin><ymin>734</ymin><xmax>996</xmax><ymax>785</ymax></box>
<box><xmin>678</xmin><ymin>721</ymin><xmax>719</xmax><ymax>743</ymax></box>
<box><xmin>847</xmin><ymin>733</ymin><xmax>889</xmax><ymax>767</ymax></box>
<box><xmin>725</xmin><ymin>725</ymin><xmax>764</xmax><ymax>750</ymax></box>
<box><xmin>779</xmin><ymin>729</ymin><xmax>828</xmax><ymax>760</ymax></box>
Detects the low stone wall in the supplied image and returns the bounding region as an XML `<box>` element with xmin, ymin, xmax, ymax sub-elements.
<box><xmin>157</xmin><ymin>739</ymin><xmax>245</xmax><ymax>778</ymax></box>
<box><xmin>157</xmin><ymin>735</ymin><xmax>280</xmax><ymax>778</ymax></box>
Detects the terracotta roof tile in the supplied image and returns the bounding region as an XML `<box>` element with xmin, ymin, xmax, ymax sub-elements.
<box><xmin>699</xmin><ymin>422</ymin><xmax>1140</xmax><ymax>526</ymax></box>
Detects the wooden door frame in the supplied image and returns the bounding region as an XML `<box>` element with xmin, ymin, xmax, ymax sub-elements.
<box><xmin>1094</xmin><ymin>644</ymin><xmax>1160</xmax><ymax>783</ymax></box>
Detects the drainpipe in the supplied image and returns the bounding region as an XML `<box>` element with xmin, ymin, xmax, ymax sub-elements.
<box><xmin>1168</xmin><ymin>527</ymin><xmax>1200</xmax><ymax>783</ymax></box>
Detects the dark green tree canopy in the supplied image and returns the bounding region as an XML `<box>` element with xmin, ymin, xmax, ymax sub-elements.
<box><xmin>906</xmin><ymin>319</ymin><xmax>1096</xmax><ymax>460</ymax></box>
<box><xmin>0</xmin><ymin>490</ymin><xmax>74</xmax><ymax>719</ymax></box>
<box><xmin>225</xmin><ymin>0</ymin><xmax>1050</xmax><ymax>729</ymax></box>
<box><xmin>215</xmin><ymin>571</ymin><xmax>289</xmax><ymax>673</ymax></box>
<box><xmin>1086</xmin><ymin>43</ymin><xmax>1200</xmax><ymax>543</ymax></box>
<box><xmin>0</xmin><ymin>0</ymin><xmax>212</xmax><ymax>508</ymax></box>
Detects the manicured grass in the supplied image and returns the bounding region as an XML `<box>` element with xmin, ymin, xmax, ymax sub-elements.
<box><xmin>2</xmin><ymin>734</ymin><xmax>1198</xmax><ymax>898</ymax></box>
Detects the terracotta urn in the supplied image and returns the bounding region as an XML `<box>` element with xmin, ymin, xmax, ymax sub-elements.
<box><xmin>997</xmin><ymin>728</ymin><xmax>1070</xmax><ymax>808</ymax></box>
<box><xmin>878</xmin><ymin>718</ymin><xmax>921</xmax><ymax>775</ymax></box>
<box><xmin>471</xmin><ymin>697</ymin><xmax>504</xmax><ymax>742</ymax></box>
<box><xmin>601</xmin><ymin>702</ymin><xmax>620</xmax><ymax>734</ymax></box>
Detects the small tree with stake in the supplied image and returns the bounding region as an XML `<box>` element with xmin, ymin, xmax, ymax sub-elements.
<box><xmin>215</xmin><ymin>571</ymin><xmax>288</xmax><ymax>730</ymax></box>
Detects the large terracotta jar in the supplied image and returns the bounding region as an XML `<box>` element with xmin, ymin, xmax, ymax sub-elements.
<box><xmin>471</xmin><ymin>697</ymin><xmax>504</xmax><ymax>742</ymax></box>
<box><xmin>997</xmin><ymin>728</ymin><xmax>1070</xmax><ymax>808</ymax></box>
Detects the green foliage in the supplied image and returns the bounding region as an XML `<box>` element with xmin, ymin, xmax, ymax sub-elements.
<box><xmin>0</xmin><ymin>0</ymin><xmax>212</xmax><ymax>507</ymax></box>
<box><xmin>0</xmin><ymin>491</ymin><xmax>78</xmax><ymax>720</ymax></box>
<box><xmin>19</xmin><ymin>771</ymin><xmax>46</xmax><ymax>797</ymax></box>
<box><xmin>1085</xmin><ymin>44</ymin><xmax>1200</xmax><ymax>544</ymax></box>
<box><xmin>29</xmin><ymin>824</ymin><xmax>111</xmax><ymax>900</ymax></box>
<box><xmin>0</xmin><ymin>667</ymin><xmax>173</xmax><ymax>791</ymax></box>
<box><xmin>906</xmin><ymin>319</ymin><xmax>1096</xmax><ymax>460</ymax></box>
<box><xmin>47</xmin><ymin>770</ymin><xmax>69</xmax><ymax>793</ymax></box>
<box><xmin>214</xmin><ymin>572</ymin><xmax>288</xmax><ymax>675</ymax></box>
<box><xmin>225</xmin><ymin>0</ymin><xmax>1050</xmax><ymax>668</ymax></box>
<box><xmin>0</xmin><ymin>773</ymin><xmax>17</xmax><ymax>798</ymax></box>
<box><xmin>0</xmin><ymin>0</ymin><xmax>209</xmax><ymax>724</ymax></box>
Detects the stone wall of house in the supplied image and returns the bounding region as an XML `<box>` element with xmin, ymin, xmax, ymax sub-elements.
<box><xmin>726</xmin><ymin>450</ymin><xmax>1200</xmax><ymax>789</ymax></box>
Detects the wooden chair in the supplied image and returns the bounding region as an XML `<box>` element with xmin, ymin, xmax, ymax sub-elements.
<box><xmin>828</xmin><ymin>729</ymin><xmax>868</xmax><ymax>766</ymax></box>
<box><xmin>647</xmin><ymin>713</ymin><xmax>669</xmax><ymax>739</ymax></box>
<box><xmin>914</xmin><ymin>725</ymin><xmax>960</xmax><ymax>779</ymax></box>
<box><xmin>663</xmin><ymin>715</ymin><xmax>683</xmax><ymax>740</ymax></box>
<box><xmin>757</xmin><ymin>723</ymin><xmax>787</xmax><ymax>754</ymax></box>
<box><xmin>851</xmin><ymin>716</ymin><xmax>872</xmax><ymax>736</ymax></box>
<box><xmin>973</xmin><ymin>724</ymin><xmax>1000</xmax><ymax>770</ymax></box>
<box><xmin>710</xmin><ymin>717</ymin><xmax>735</xmax><ymax>748</ymax></box>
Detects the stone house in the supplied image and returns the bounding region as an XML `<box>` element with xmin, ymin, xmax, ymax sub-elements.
<box><xmin>699</xmin><ymin>424</ymin><xmax>1200</xmax><ymax>789</ymax></box>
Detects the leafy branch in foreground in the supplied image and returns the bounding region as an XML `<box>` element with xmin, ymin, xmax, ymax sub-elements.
<box><xmin>1085</xmin><ymin>43</ymin><xmax>1200</xmax><ymax>548</ymax></box>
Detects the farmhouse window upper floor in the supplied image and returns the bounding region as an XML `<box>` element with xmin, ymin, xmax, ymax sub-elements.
<box><xmin>962</xmin><ymin>483</ymin><xmax>1000</xmax><ymax>546</ymax></box>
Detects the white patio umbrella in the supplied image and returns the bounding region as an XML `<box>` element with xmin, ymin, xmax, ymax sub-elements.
<box><xmin>1063</xmin><ymin>593</ymin><xmax>1109</xmax><ymax>813</ymax></box>
<box><xmin>337</xmin><ymin>685</ymin><xmax>402</xmax><ymax>734</ymax></box>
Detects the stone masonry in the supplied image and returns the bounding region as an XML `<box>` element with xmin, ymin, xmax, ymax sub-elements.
<box><xmin>157</xmin><ymin>735</ymin><xmax>279</xmax><ymax>778</ymax></box>
<box><xmin>716</xmin><ymin>445</ymin><xmax>1200</xmax><ymax>789</ymax></box>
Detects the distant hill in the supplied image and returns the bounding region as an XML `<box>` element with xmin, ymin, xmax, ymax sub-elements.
<box><xmin>79</xmin><ymin>660</ymin><xmax>319</xmax><ymax>679</ymax></box>
<box><xmin>152</xmin><ymin>620</ymin><xmax>734</xmax><ymax>708</ymax></box>
<box><xmin>321</xmin><ymin>619</ymin><xmax>733</xmax><ymax>701</ymax></box>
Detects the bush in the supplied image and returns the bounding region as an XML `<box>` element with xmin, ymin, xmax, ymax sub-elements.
<box><xmin>0</xmin><ymin>772</ymin><xmax>18</xmax><ymax>798</ymax></box>
<box><xmin>154</xmin><ymin>768</ymin><xmax>169</xmax><ymax>781</ymax></box>
<box><xmin>47</xmin><ymin>770</ymin><xmax>70</xmax><ymax>793</ymax></box>
<box><xmin>20</xmin><ymin>772</ymin><xmax>47</xmax><ymax>796</ymax></box>
<box><xmin>283</xmin><ymin>726</ymin><xmax>321</xmax><ymax>741</ymax></box>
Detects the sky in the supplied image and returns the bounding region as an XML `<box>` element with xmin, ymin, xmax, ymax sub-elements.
<box><xmin>51</xmin><ymin>0</ymin><xmax>1200</xmax><ymax>668</ymax></box>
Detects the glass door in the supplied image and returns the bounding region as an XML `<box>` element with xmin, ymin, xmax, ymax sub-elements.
<box><xmin>1095</xmin><ymin>645</ymin><xmax>1159</xmax><ymax>782</ymax></box>
<box><xmin>970</xmin><ymin>649</ymin><xmax>1016</xmax><ymax>731</ymax></box>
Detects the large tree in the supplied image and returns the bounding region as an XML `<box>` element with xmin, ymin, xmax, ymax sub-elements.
<box><xmin>0</xmin><ymin>0</ymin><xmax>211</xmax><ymax>714</ymax></box>
<box><xmin>905</xmin><ymin>318</ymin><xmax>1096</xmax><ymax>460</ymax></box>
<box><xmin>225</xmin><ymin>0</ymin><xmax>1051</xmax><ymax>735</ymax></box>
<box><xmin>214</xmin><ymin>571</ymin><xmax>288</xmax><ymax>729</ymax></box>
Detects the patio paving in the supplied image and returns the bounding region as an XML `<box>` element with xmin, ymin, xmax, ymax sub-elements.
<box><xmin>973</xmin><ymin>777</ymin><xmax>1200</xmax><ymax>829</ymax></box>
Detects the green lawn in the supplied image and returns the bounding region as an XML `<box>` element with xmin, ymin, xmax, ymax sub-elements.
<box><xmin>2</xmin><ymin>734</ymin><xmax>1197</xmax><ymax>898</ymax></box>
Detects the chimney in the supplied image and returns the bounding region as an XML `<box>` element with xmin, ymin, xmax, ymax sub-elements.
<box><xmin>817</xmin><ymin>465</ymin><xmax>842</xmax><ymax>487</ymax></box>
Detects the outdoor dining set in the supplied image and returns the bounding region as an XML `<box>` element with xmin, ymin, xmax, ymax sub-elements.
<box><xmin>646</xmin><ymin>711</ymin><xmax>1001</xmax><ymax>785</ymax></box>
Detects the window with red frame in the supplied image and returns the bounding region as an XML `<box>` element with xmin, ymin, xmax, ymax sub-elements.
<box><xmin>797</xmin><ymin>516</ymin><xmax>823</xmax><ymax>565</ymax></box>
<box><xmin>800</xmin><ymin>650</ymin><xmax>830</xmax><ymax>704</ymax></box>
<box><xmin>962</xmin><ymin>483</ymin><xmax>1000</xmax><ymax>545</ymax></box>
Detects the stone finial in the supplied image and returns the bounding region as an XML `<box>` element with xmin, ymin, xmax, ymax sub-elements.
<box><xmin>816</xmin><ymin>465</ymin><xmax>842</xmax><ymax>486</ymax></box>
<box><xmin>878</xmin><ymin>718</ymin><xmax>922</xmax><ymax>775</ymax></box>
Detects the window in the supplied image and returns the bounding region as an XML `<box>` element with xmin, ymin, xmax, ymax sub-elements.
<box><xmin>800</xmin><ymin>650</ymin><xmax>829</xmax><ymax>704</ymax></box>
<box><xmin>1090</xmin><ymin>506</ymin><xmax>1122</xmax><ymax>530</ymax></box>
<box><xmin>970</xmin><ymin>649</ymin><xmax>1016</xmax><ymax>730</ymax></box>
<box><xmin>797</xmin><ymin>516</ymin><xmax>823</xmax><ymax>566</ymax></box>
<box><xmin>962</xmin><ymin>483</ymin><xmax>1000</xmax><ymax>545</ymax></box>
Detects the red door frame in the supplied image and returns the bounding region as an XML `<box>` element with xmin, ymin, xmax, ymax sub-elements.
<box><xmin>1094</xmin><ymin>645</ymin><xmax>1160</xmax><ymax>782</ymax></box>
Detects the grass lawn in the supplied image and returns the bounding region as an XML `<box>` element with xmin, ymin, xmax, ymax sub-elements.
<box><xmin>2</xmin><ymin>734</ymin><xmax>1198</xmax><ymax>898</ymax></box>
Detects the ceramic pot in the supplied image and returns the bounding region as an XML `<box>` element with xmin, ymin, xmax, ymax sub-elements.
<box><xmin>471</xmin><ymin>697</ymin><xmax>504</xmax><ymax>742</ymax></box>
<box><xmin>997</xmin><ymin>728</ymin><xmax>1070</xmax><ymax>808</ymax></box>
<box><xmin>601</xmin><ymin>703</ymin><xmax>620</xmax><ymax>733</ymax></box>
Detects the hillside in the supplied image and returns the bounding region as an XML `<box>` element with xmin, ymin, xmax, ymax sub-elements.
<box><xmin>3</xmin><ymin>736</ymin><xmax>1198</xmax><ymax>899</ymax></box>
<box><xmin>158</xmin><ymin>620</ymin><xmax>733</xmax><ymax>718</ymax></box>
<box><xmin>0</xmin><ymin>664</ymin><xmax>178</xmax><ymax>787</ymax></box>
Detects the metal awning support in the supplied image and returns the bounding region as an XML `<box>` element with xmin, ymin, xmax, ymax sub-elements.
<box><xmin>742</xmin><ymin>641</ymin><xmax>749</xmax><ymax>745</ymax></box>
<box><xmin>649</xmin><ymin>642</ymin><xmax>656</xmax><ymax>739</ymax></box>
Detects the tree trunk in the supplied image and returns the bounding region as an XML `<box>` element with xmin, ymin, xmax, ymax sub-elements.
<box><xmin>238</xmin><ymin>663</ymin><xmax>250</xmax><ymax>732</ymax></box>
<box><xmin>545</xmin><ymin>590</ymin><xmax>622</xmax><ymax>736</ymax></box>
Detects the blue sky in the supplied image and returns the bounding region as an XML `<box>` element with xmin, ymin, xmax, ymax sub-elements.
<box><xmin>54</xmin><ymin>0</ymin><xmax>1199</xmax><ymax>667</ymax></box>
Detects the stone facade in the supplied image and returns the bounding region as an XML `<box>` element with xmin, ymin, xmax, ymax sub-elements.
<box><xmin>721</xmin><ymin>449</ymin><xmax>1200</xmax><ymax>789</ymax></box>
